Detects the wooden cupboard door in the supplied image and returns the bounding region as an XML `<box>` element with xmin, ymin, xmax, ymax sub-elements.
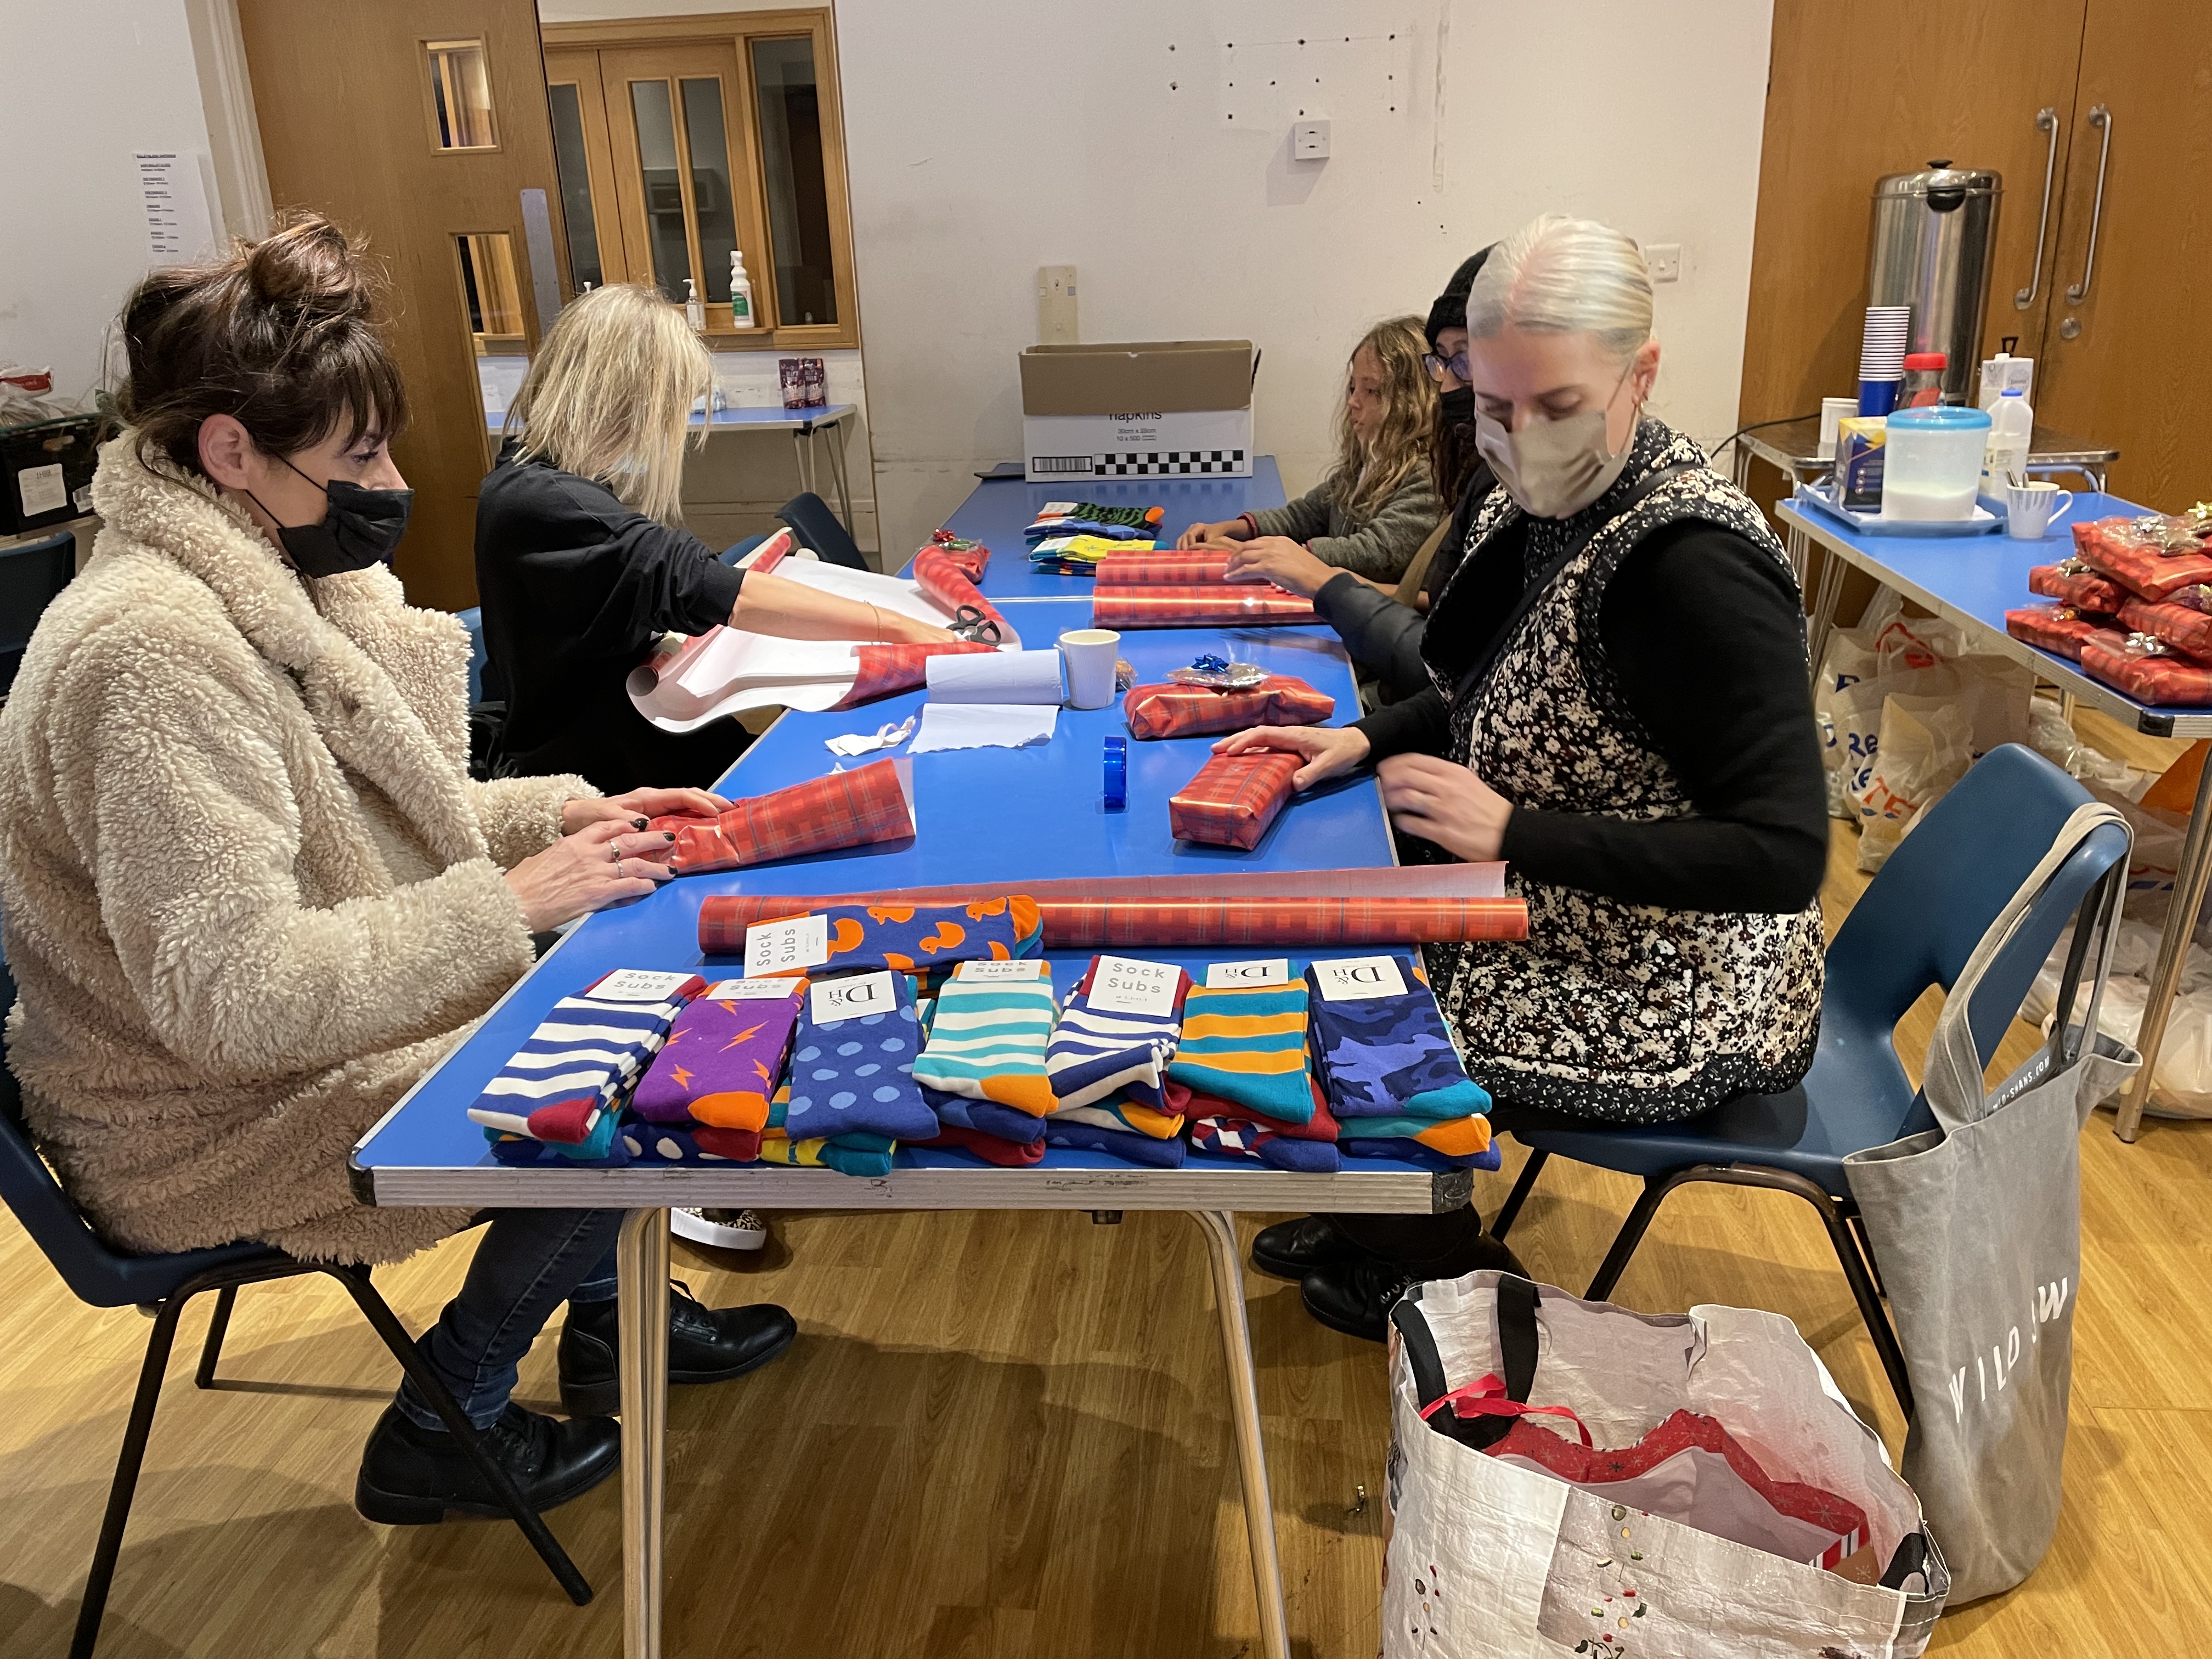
<box><xmin>2033</xmin><ymin>0</ymin><xmax>2212</xmax><ymax>509</ymax></box>
<box><xmin>1739</xmin><ymin>0</ymin><xmax>2089</xmax><ymax>431</ymax></box>
<box><xmin>236</xmin><ymin>0</ymin><xmax>568</xmax><ymax>610</ymax></box>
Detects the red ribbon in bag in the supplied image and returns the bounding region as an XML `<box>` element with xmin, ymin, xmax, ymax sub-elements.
<box><xmin>1418</xmin><ymin>1372</ymin><xmax>1594</xmax><ymax>1446</ymax></box>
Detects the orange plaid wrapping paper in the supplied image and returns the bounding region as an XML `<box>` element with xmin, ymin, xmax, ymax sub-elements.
<box><xmin>659</xmin><ymin>758</ymin><xmax>914</xmax><ymax>874</ymax></box>
<box><xmin>1091</xmin><ymin>552</ymin><xmax>1238</xmax><ymax>585</ymax></box>
<box><xmin>700</xmin><ymin>893</ymin><xmax>1525</xmax><ymax>952</ymax></box>
<box><xmin>1122</xmin><ymin>675</ymin><xmax>1335</xmax><ymax>740</ymax></box>
<box><xmin>2027</xmin><ymin>562</ymin><xmax>2125</xmax><ymax>615</ymax></box>
<box><xmin>1091</xmin><ymin>584</ymin><xmax>1316</xmax><ymax>629</ymax></box>
<box><xmin>2004</xmin><ymin>606</ymin><xmax>2104</xmax><ymax>662</ymax></box>
<box><xmin>2078</xmin><ymin>628</ymin><xmax>2212</xmax><ymax>707</ymax></box>
<box><xmin>827</xmin><ymin>640</ymin><xmax>997</xmax><ymax>710</ymax></box>
<box><xmin>1168</xmin><ymin>750</ymin><xmax>1301</xmax><ymax>850</ymax></box>
<box><xmin>913</xmin><ymin>545</ymin><xmax>1015</xmax><ymax>641</ymax></box>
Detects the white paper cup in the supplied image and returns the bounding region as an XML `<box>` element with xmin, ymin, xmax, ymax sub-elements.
<box><xmin>2006</xmin><ymin>480</ymin><xmax>2075</xmax><ymax>541</ymax></box>
<box><xmin>1818</xmin><ymin>396</ymin><xmax>1857</xmax><ymax>460</ymax></box>
<box><xmin>1059</xmin><ymin>628</ymin><xmax>1121</xmax><ymax>709</ymax></box>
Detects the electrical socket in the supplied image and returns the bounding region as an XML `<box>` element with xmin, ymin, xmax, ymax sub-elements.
<box><xmin>1038</xmin><ymin>264</ymin><xmax>1077</xmax><ymax>344</ymax></box>
<box><xmin>1292</xmin><ymin>119</ymin><xmax>1330</xmax><ymax>160</ymax></box>
<box><xmin>1645</xmin><ymin>242</ymin><xmax>1683</xmax><ymax>284</ymax></box>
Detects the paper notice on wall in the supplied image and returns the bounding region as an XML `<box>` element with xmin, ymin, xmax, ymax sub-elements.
<box><xmin>136</xmin><ymin>152</ymin><xmax>218</xmax><ymax>265</ymax></box>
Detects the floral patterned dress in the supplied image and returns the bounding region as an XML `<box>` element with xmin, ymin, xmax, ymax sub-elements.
<box><xmin>1423</xmin><ymin>419</ymin><xmax>1824</xmax><ymax>1122</ymax></box>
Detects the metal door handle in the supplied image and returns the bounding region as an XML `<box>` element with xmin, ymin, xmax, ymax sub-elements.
<box><xmin>2064</xmin><ymin>105</ymin><xmax>2112</xmax><ymax>305</ymax></box>
<box><xmin>2015</xmin><ymin>106</ymin><xmax>2059</xmax><ymax>308</ymax></box>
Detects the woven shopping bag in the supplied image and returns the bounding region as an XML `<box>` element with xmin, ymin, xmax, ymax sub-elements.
<box><xmin>1383</xmin><ymin>1272</ymin><xmax>1948</xmax><ymax>1657</ymax></box>
<box><xmin>1845</xmin><ymin>800</ymin><xmax>2137</xmax><ymax>1602</ymax></box>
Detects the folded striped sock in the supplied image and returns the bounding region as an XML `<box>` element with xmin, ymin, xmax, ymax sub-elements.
<box><xmin>1189</xmin><ymin>1117</ymin><xmax>1340</xmax><ymax>1172</ymax></box>
<box><xmin>1048</xmin><ymin>1096</ymin><xmax>1188</xmax><ymax>1139</ymax></box>
<box><xmin>1045</xmin><ymin>956</ymin><xmax>1190</xmax><ymax>1110</ymax></box>
<box><xmin>911</xmin><ymin>964</ymin><xmax>1058</xmax><ymax>1116</ymax></box>
<box><xmin>916</xmin><ymin>1124</ymin><xmax>1047</xmax><ymax>1166</ymax></box>
<box><xmin>1334</xmin><ymin>1112</ymin><xmax>1493</xmax><ymax>1159</ymax></box>
<box><xmin>1165</xmin><ymin>981</ymin><xmax>1312</xmax><ymax>1122</ymax></box>
<box><xmin>783</xmin><ymin>972</ymin><xmax>939</xmax><ymax>1143</ymax></box>
<box><xmin>759</xmin><ymin>1131</ymin><xmax>898</xmax><ymax>1177</ymax></box>
<box><xmin>1043</xmin><ymin>1118</ymin><xmax>1188</xmax><ymax>1168</ymax></box>
<box><xmin>916</xmin><ymin>996</ymin><xmax>1050</xmax><ymax>1143</ymax></box>
<box><xmin>467</xmin><ymin>970</ymin><xmax>706</xmax><ymax>1159</ymax></box>
<box><xmin>1306</xmin><ymin>955</ymin><xmax>1491</xmax><ymax>1120</ymax></box>
<box><xmin>1340</xmin><ymin>1137</ymin><xmax>1502</xmax><ymax>1173</ymax></box>
<box><xmin>630</xmin><ymin>980</ymin><xmax>805</xmax><ymax>1129</ymax></box>
<box><xmin>1184</xmin><ymin>1076</ymin><xmax>1340</xmax><ymax>1141</ymax></box>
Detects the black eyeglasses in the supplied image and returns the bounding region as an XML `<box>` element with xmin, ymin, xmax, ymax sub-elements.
<box><xmin>1422</xmin><ymin>350</ymin><xmax>1471</xmax><ymax>383</ymax></box>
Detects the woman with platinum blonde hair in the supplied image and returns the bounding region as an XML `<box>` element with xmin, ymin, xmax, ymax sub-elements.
<box><xmin>1225</xmin><ymin>215</ymin><xmax>1829</xmax><ymax>1340</ymax></box>
<box><xmin>476</xmin><ymin>282</ymin><xmax>950</xmax><ymax>792</ymax></box>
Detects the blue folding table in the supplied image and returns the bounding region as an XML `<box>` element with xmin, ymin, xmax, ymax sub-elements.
<box><xmin>354</xmin><ymin>556</ymin><xmax>1451</xmax><ymax>1657</ymax></box>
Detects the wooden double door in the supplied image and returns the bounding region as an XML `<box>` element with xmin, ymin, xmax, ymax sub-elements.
<box><xmin>1741</xmin><ymin>0</ymin><xmax>2211</xmax><ymax>513</ymax></box>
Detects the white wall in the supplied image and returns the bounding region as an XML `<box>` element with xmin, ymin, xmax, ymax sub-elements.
<box><xmin>0</xmin><ymin>0</ymin><xmax>227</xmax><ymax>405</ymax></box>
<box><xmin>834</xmin><ymin>0</ymin><xmax>1775</xmax><ymax>556</ymax></box>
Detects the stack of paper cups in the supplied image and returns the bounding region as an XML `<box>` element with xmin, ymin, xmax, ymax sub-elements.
<box><xmin>1859</xmin><ymin>306</ymin><xmax>1911</xmax><ymax>415</ymax></box>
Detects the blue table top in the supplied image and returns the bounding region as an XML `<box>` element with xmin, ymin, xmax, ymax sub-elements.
<box><xmin>1780</xmin><ymin>487</ymin><xmax>2212</xmax><ymax>737</ymax></box>
<box><xmin>897</xmin><ymin>458</ymin><xmax>1289</xmax><ymax>599</ymax></box>
<box><xmin>352</xmin><ymin>588</ymin><xmax>1441</xmax><ymax>1198</ymax></box>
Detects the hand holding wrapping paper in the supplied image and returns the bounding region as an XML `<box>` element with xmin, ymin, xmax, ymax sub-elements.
<box><xmin>1169</xmin><ymin>750</ymin><xmax>1301</xmax><ymax>850</ymax></box>
<box><xmin>657</xmin><ymin>757</ymin><xmax>915</xmax><ymax>873</ymax></box>
<box><xmin>1123</xmin><ymin>675</ymin><xmax>1334</xmax><ymax>740</ymax></box>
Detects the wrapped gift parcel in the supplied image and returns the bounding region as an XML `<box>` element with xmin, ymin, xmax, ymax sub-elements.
<box><xmin>2078</xmin><ymin>628</ymin><xmax>2212</xmax><ymax>707</ymax></box>
<box><xmin>2004</xmin><ymin>605</ymin><xmax>2106</xmax><ymax>662</ymax></box>
<box><xmin>2119</xmin><ymin>595</ymin><xmax>2212</xmax><ymax>662</ymax></box>
<box><xmin>1092</xmin><ymin>584</ymin><xmax>1316</xmax><ymax>630</ymax></box>
<box><xmin>913</xmin><ymin>544</ymin><xmax>1017</xmax><ymax>643</ymax></box>
<box><xmin>1122</xmin><ymin>674</ymin><xmax>1334</xmax><ymax>740</ymax></box>
<box><xmin>662</xmin><ymin>757</ymin><xmax>915</xmax><ymax>873</ymax></box>
<box><xmin>1168</xmin><ymin>749</ymin><xmax>1300</xmax><ymax>850</ymax></box>
<box><xmin>2072</xmin><ymin>510</ymin><xmax>2212</xmax><ymax>601</ymax></box>
<box><xmin>2027</xmin><ymin>560</ymin><xmax>2125</xmax><ymax>615</ymax></box>
<box><xmin>1091</xmin><ymin>552</ymin><xmax>1243</xmax><ymax>586</ymax></box>
<box><xmin>923</xmin><ymin>529</ymin><xmax>990</xmax><ymax>583</ymax></box>
<box><xmin>826</xmin><ymin>640</ymin><xmax>997</xmax><ymax>710</ymax></box>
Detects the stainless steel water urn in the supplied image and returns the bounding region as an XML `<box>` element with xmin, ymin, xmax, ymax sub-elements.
<box><xmin>1868</xmin><ymin>162</ymin><xmax>2001</xmax><ymax>404</ymax></box>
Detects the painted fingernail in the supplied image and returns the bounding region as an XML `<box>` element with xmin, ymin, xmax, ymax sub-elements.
<box><xmin>663</xmin><ymin>831</ymin><xmax>676</xmax><ymax>840</ymax></box>
<box><xmin>632</xmin><ymin>817</ymin><xmax>648</xmax><ymax>829</ymax></box>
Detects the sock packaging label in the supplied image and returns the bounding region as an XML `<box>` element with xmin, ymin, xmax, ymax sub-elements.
<box><xmin>1205</xmin><ymin>958</ymin><xmax>1290</xmax><ymax>988</ymax></box>
<box><xmin>1310</xmin><ymin>955</ymin><xmax>1409</xmax><ymax>1002</ymax></box>
<box><xmin>746</xmin><ymin>913</ymin><xmax>831</xmax><ymax>976</ymax></box>
<box><xmin>957</xmin><ymin>959</ymin><xmax>1048</xmax><ymax>981</ymax></box>
<box><xmin>705</xmin><ymin>978</ymin><xmax>807</xmax><ymax>1001</ymax></box>
<box><xmin>588</xmin><ymin>968</ymin><xmax>704</xmax><ymax>1002</ymax></box>
<box><xmin>1090</xmin><ymin>955</ymin><xmax>1181</xmax><ymax>1016</ymax></box>
<box><xmin>811</xmin><ymin>970</ymin><xmax>898</xmax><ymax>1023</ymax></box>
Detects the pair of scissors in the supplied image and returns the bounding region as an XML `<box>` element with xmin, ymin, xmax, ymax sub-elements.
<box><xmin>948</xmin><ymin>605</ymin><xmax>1002</xmax><ymax>645</ymax></box>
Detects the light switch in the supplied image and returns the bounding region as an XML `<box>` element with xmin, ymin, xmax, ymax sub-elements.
<box><xmin>1645</xmin><ymin>242</ymin><xmax>1682</xmax><ymax>284</ymax></box>
<box><xmin>1038</xmin><ymin>264</ymin><xmax>1077</xmax><ymax>344</ymax></box>
<box><xmin>1293</xmin><ymin>119</ymin><xmax>1330</xmax><ymax>160</ymax></box>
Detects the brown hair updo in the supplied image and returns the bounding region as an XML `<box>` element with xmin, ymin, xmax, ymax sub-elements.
<box><xmin>117</xmin><ymin>212</ymin><xmax>409</xmax><ymax>478</ymax></box>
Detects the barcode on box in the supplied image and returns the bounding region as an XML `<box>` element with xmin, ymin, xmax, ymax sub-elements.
<box><xmin>1030</xmin><ymin>454</ymin><xmax>1094</xmax><ymax>476</ymax></box>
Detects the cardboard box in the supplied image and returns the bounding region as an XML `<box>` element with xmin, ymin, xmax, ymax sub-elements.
<box><xmin>1019</xmin><ymin>340</ymin><xmax>1254</xmax><ymax>481</ymax></box>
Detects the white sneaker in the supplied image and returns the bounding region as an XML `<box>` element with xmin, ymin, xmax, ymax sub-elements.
<box><xmin>672</xmin><ymin>1207</ymin><xmax>769</xmax><ymax>1251</ymax></box>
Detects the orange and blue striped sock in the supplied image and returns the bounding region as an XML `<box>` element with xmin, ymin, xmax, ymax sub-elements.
<box><xmin>1165</xmin><ymin>981</ymin><xmax>1312</xmax><ymax>1122</ymax></box>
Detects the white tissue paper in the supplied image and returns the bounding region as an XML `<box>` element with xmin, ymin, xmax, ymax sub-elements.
<box><xmin>909</xmin><ymin>704</ymin><xmax>1058</xmax><ymax>753</ymax></box>
<box><xmin>924</xmin><ymin>648</ymin><xmax>1065</xmax><ymax>705</ymax></box>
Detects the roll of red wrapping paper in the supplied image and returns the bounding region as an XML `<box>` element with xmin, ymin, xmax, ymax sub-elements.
<box><xmin>1091</xmin><ymin>552</ymin><xmax>1267</xmax><ymax>585</ymax></box>
<box><xmin>913</xmin><ymin>545</ymin><xmax>1015</xmax><ymax>644</ymax></box>
<box><xmin>1092</xmin><ymin>584</ymin><xmax>1316</xmax><ymax>629</ymax></box>
<box><xmin>826</xmin><ymin>640</ymin><xmax>998</xmax><ymax>709</ymax></box>
<box><xmin>663</xmin><ymin>757</ymin><xmax>915</xmax><ymax>873</ymax></box>
<box><xmin>700</xmin><ymin>893</ymin><xmax>1527</xmax><ymax>952</ymax></box>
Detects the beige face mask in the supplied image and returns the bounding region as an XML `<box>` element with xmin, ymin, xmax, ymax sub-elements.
<box><xmin>1474</xmin><ymin>363</ymin><xmax>1640</xmax><ymax>520</ymax></box>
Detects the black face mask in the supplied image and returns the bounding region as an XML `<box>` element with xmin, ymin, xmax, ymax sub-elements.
<box><xmin>1438</xmin><ymin>385</ymin><xmax>1476</xmax><ymax>427</ymax></box>
<box><xmin>248</xmin><ymin>455</ymin><xmax>413</xmax><ymax>577</ymax></box>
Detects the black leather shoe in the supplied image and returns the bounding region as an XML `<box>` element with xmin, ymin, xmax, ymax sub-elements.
<box><xmin>355</xmin><ymin>1401</ymin><xmax>619</xmax><ymax>1525</ymax></box>
<box><xmin>558</xmin><ymin>1283</ymin><xmax>797</xmax><ymax>1417</ymax></box>
<box><xmin>1299</xmin><ymin>1235</ymin><xmax>1528</xmax><ymax>1343</ymax></box>
<box><xmin>1250</xmin><ymin>1215</ymin><xmax>1372</xmax><ymax>1280</ymax></box>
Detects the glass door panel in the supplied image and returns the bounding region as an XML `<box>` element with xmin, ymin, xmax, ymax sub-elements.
<box><xmin>751</xmin><ymin>37</ymin><xmax>837</xmax><ymax>326</ymax></box>
<box><xmin>628</xmin><ymin>78</ymin><xmax>696</xmax><ymax>302</ymax></box>
<box><xmin>425</xmin><ymin>39</ymin><xmax>499</xmax><ymax>150</ymax></box>
<box><xmin>679</xmin><ymin>78</ymin><xmax>740</xmax><ymax>302</ymax></box>
<box><xmin>547</xmin><ymin>82</ymin><xmax>603</xmax><ymax>289</ymax></box>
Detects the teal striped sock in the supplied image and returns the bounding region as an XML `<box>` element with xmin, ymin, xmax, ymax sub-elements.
<box><xmin>911</xmin><ymin>969</ymin><xmax>1059</xmax><ymax>1116</ymax></box>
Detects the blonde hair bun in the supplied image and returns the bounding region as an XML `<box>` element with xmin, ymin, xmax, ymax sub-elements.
<box><xmin>1466</xmin><ymin>214</ymin><xmax>1654</xmax><ymax>364</ymax></box>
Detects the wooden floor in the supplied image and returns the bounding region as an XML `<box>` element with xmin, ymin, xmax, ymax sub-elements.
<box><xmin>4</xmin><ymin>726</ymin><xmax>2208</xmax><ymax>1656</ymax></box>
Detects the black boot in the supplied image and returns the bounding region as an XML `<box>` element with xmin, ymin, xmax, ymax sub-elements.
<box><xmin>1300</xmin><ymin>1234</ymin><xmax>1527</xmax><ymax>1343</ymax></box>
<box><xmin>355</xmin><ymin>1402</ymin><xmax>620</xmax><ymax>1525</ymax></box>
<box><xmin>1250</xmin><ymin>1215</ymin><xmax>1373</xmax><ymax>1280</ymax></box>
<box><xmin>558</xmin><ymin>1283</ymin><xmax>797</xmax><ymax>1417</ymax></box>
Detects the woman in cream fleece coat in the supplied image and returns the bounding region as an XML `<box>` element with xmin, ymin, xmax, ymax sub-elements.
<box><xmin>0</xmin><ymin>217</ymin><xmax>798</xmax><ymax>1525</ymax></box>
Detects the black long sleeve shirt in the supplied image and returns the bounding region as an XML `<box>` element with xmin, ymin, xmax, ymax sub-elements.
<box><xmin>1355</xmin><ymin>517</ymin><xmax>1828</xmax><ymax>913</ymax></box>
<box><xmin>475</xmin><ymin>443</ymin><xmax>749</xmax><ymax>793</ymax></box>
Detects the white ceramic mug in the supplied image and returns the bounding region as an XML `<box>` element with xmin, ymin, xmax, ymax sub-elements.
<box><xmin>2006</xmin><ymin>479</ymin><xmax>2075</xmax><ymax>541</ymax></box>
<box><xmin>1058</xmin><ymin>628</ymin><xmax>1121</xmax><ymax>709</ymax></box>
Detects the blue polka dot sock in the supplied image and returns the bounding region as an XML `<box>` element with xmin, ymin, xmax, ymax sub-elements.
<box><xmin>783</xmin><ymin>972</ymin><xmax>939</xmax><ymax>1143</ymax></box>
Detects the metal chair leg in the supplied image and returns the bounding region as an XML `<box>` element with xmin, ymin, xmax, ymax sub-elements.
<box><xmin>1844</xmin><ymin>1211</ymin><xmax>1888</xmax><ymax>1300</ymax></box>
<box><xmin>193</xmin><ymin>1285</ymin><xmax>237</xmax><ymax>1389</ymax></box>
<box><xmin>1810</xmin><ymin>1199</ymin><xmax>1915</xmax><ymax>1420</ymax></box>
<box><xmin>1583</xmin><ymin>1173</ymin><xmax>1682</xmax><ymax>1302</ymax></box>
<box><xmin>1491</xmin><ymin>1147</ymin><xmax>1550</xmax><ymax>1240</ymax></box>
<box><xmin>72</xmin><ymin>1293</ymin><xmax>193</xmax><ymax>1659</ymax></box>
<box><xmin>320</xmin><ymin>1266</ymin><xmax>593</xmax><ymax>1606</ymax></box>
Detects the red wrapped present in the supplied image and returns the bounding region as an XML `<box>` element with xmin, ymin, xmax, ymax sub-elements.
<box><xmin>664</xmin><ymin>757</ymin><xmax>915</xmax><ymax>873</ymax></box>
<box><xmin>2119</xmin><ymin>595</ymin><xmax>2212</xmax><ymax>661</ymax></box>
<box><xmin>2072</xmin><ymin>511</ymin><xmax>2212</xmax><ymax>601</ymax></box>
<box><xmin>1122</xmin><ymin>675</ymin><xmax>1335</xmax><ymax>740</ymax></box>
<box><xmin>1168</xmin><ymin>749</ymin><xmax>1300</xmax><ymax>850</ymax></box>
<box><xmin>2078</xmin><ymin>628</ymin><xmax>2212</xmax><ymax>707</ymax></box>
<box><xmin>914</xmin><ymin>545</ymin><xmax>1015</xmax><ymax>644</ymax></box>
<box><xmin>2027</xmin><ymin>561</ymin><xmax>2125</xmax><ymax>614</ymax></box>
<box><xmin>1092</xmin><ymin>552</ymin><xmax>1240</xmax><ymax>585</ymax></box>
<box><xmin>826</xmin><ymin>640</ymin><xmax>998</xmax><ymax>709</ymax></box>
<box><xmin>2005</xmin><ymin>605</ymin><xmax>2105</xmax><ymax>662</ymax></box>
<box><xmin>1092</xmin><ymin>584</ymin><xmax>1316</xmax><ymax>630</ymax></box>
<box><xmin>925</xmin><ymin>529</ymin><xmax>990</xmax><ymax>584</ymax></box>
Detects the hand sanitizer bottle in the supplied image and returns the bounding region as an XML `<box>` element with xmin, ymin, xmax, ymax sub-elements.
<box><xmin>684</xmin><ymin>278</ymin><xmax>704</xmax><ymax>331</ymax></box>
<box><xmin>729</xmin><ymin>251</ymin><xmax>757</xmax><ymax>330</ymax></box>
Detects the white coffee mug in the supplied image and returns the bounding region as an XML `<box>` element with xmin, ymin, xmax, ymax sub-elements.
<box><xmin>1058</xmin><ymin>628</ymin><xmax>1121</xmax><ymax>709</ymax></box>
<box><xmin>2006</xmin><ymin>479</ymin><xmax>2075</xmax><ymax>541</ymax></box>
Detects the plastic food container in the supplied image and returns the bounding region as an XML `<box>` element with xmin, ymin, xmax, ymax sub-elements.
<box><xmin>1881</xmin><ymin>405</ymin><xmax>1991</xmax><ymax>521</ymax></box>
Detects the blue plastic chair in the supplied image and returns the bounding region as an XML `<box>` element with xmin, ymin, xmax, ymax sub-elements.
<box><xmin>0</xmin><ymin>957</ymin><xmax>591</xmax><ymax>1655</ymax></box>
<box><xmin>0</xmin><ymin>530</ymin><xmax>78</xmax><ymax>696</ymax></box>
<box><xmin>455</xmin><ymin>604</ymin><xmax>488</xmax><ymax>706</ymax></box>
<box><xmin>777</xmin><ymin>491</ymin><xmax>870</xmax><ymax>570</ymax></box>
<box><xmin>1491</xmin><ymin>744</ymin><xmax>2130</xmax><ymax>1420</ymax></box>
